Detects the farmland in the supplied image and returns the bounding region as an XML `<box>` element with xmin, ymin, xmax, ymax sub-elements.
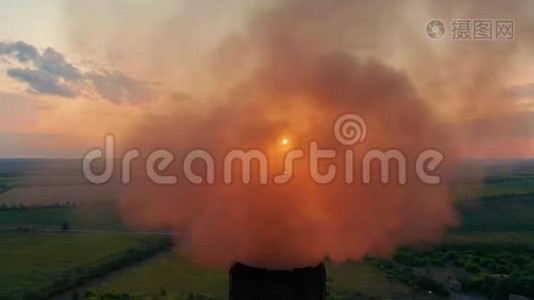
<box><xmin>0</xmin><ymin>232</ymin><xmax>171</xmax><ymax>299</ymax></box>
<box><xmin>72</xmin><ymin>254</ymin><xmax>442</xmax><ymax>300</ymax></box>
<box><xmin>0</xmin><ymin>204</ymin><xmax>126</xmax><ymax>231</ymax></box>
<box><xmin>80</xmin><ymin>233</ymin><xmax>534</xmax><ymax>299</ymax></box>
<box><xmin>0</xmin><ymin>176</ymin><xmax>15</xmax><ymax>194</ymax></box>
<box><xmin>0</xmin><ymin>159</ymin><xmax>533</xmax><ymax>299</ymax></box>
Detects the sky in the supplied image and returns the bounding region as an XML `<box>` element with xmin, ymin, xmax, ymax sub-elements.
<box><xmin>0</xmin><ymin>0</ymin><xmax>533</xmax><ymax>158</ymax></box>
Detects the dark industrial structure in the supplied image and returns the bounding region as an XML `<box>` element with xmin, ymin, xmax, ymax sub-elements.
<box><xmin>230</xmin><ymin>262</ymin><xmax>326</xmax><ymax>300</ymax></box>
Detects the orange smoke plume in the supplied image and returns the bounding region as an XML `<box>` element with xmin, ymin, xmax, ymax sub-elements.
<box><xmin>115</xmin><ymin>1</ymin><xmax>465</xmax><ymax>269</ymax></box>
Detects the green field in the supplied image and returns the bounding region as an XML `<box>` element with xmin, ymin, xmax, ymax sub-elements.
<box><xmin>455</xmin><ymin>195</ymin><xmax>534</xmax><ymax>232</ymax></box>
<box><xmin>0</xmin><ymin>176</ymin><xmax>16</xmax><ymax>194</ymax></box>
<box><xmin>0</xmin><ymin>204</ymin><xmax>126</xmax><ymax>231</ymax></box>
<box><xmin>0</xmin><ymin>159</ymin><xmax>118</xmax><ymax>206</ymax></box>
<box><xmin>475</xmin><ymin>177</ymin><xmax>534</xmax><ymax>199</ymax></box>
<box><xmin>327</xmin><ymin>260</ymin><xmax>438</xmax><ymax>299</ymax></box>
<box><xmin>84</xmin><ymin>252</ymin><xmax>228</xmax><ymax>300</ymax></box>
<box><xmin>444</xmin><ymin>231</ymin><xmax>534</xmax><ymax>245</ymax></box>
<box><xmin>453</xmin><ymin>159</ymin><xmax>534</xmax><ymax>201</ymax></box>
<box><xmin>75</xmin><ymin>253</ymin><xmax>443</xmax><ymax>300</ymax></box>
<box><xmin>0</xmin><ymin>232</ymin><xmax>171</xmax><ymax>299</ymax></box>
<box><xmin>1</xmin><ymin>159</ymin><xmax>534</xmax><ymax>299</ymax></box>
<box><xmin>50</xmin><ymin>232</ymin><xmax>534</xmax><ymax>300</ymax></box>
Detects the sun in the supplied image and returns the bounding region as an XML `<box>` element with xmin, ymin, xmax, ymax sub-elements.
<box><xmin>281</xmin><ymin>138</ymin><xmax>288</xmax><ymax>145</ymax></box>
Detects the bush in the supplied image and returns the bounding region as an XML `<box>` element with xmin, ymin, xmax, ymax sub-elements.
<box><xmin>62</xmin><ymin>221</ymin><xmax>71</xmax><ymax>231</ymax></box>
<box><xmin>464</xmin><ymin>262</ymin><xmax>481</xmax><ymax>273</ymax></box>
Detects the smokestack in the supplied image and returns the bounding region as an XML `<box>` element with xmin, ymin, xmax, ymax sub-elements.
<box><xmin>229</xmin><ymin>262</ymin><xmax>326</xmax><ymax>300</ymax></box>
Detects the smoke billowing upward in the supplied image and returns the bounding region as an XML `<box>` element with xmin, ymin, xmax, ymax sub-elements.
<box><xmin>60</xmin><ymin>0</ymin><xmax>532</xmax><ymax>269</ymax></box>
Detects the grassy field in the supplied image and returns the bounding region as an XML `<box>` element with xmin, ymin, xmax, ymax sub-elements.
<box><xmin>74</xmin><ymin>219</ymin><xmax>534</xmax><ymax>299</ymax></box>
<box><xmin>453</xmin><ymin>178</ymin><xmax>534</xmax><ymax>203</ymax></box>
<box><xmin>0</xmin><ymin>204</ymin><xmax>126</xmax><ymax>231</ymax></box>
<box><xmin>77</xmin><ymin>252</ymin><xmax>440</xmax><ymax>300</ymax></box>
<box><xmin>0</xmin><ymin>232</ymin><xmax>171</xmax><ymax>299</ymax></box>
<box><xmin>454</xmin><ymin>194</ymin><xmax>534</xmax><ymax>232</ymax></box>
<box><xmin>445</xmin><ymin>231</ymin><xmax>534</xmax><ymax>245</ymax></box>
<box><xmin>327</xmin><ymin>260</ymin><xmax>440</xmax><ymax>299</ymax></box>
<box><xmin>0</xmin><ymin>176</ymin><xmax>16</xmax><ymax>194</ymax></box>
<box><xmin>453</xmin><ymin>159</ymin><xmax>534</xmax><ymax>201</ymax></box>
<box><xmin>83</xmin><ymin>251</ymin><xmax>228</xmax><ymax>300</ymax></box>
<box><xmin>475</xmin><ymin>177</ymin><xmax>534</xmax><ymax>199</ymax></box>
<box><xmin>0</xmin><ymin>159</ymin><xmax>118</xmax><ymax>206</ymax></box>
<box><xmin>1</xmin><ymin>159</ymin><xmax>534</xmax><ymax>299</ymax></box>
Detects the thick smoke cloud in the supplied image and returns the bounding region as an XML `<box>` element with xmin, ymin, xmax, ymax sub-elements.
<box><xmin>61</xmin><ymin>0</ymin><xmax>533</xmax><ymax>268</ymax></box>
<box><xmin>118</xmin><ymin>0</ymin><xmax>461</xmax><ymax>269</ymax></box>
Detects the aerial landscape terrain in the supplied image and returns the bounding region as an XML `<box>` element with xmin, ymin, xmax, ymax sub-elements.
<box><xmin>1</xmin><ymin>1</ymin><xmax>534</xmax><ymax>299</ymax></box>
<box><xmin>1</xmin><ymin>159</ymin><xmax>533</xmax><ymax>299</ymax></box>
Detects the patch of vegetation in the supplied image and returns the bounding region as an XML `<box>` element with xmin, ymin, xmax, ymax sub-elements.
<box><xmin>86</xmin><ymin>254</ymin><xmax>434</xmax><ymax>300</ymax></box>
<box><xmin>455</xmin><ymin>195</ymin><xmax>534</xmax><ymax>232</ymax></box>
<box><xmin>0</xmin><ymin>232</ymin><xmax>171</xmax><ymax>299</ymax></box>
<box><xmin>326</xmin><ymin>259</ymin><xmax>414</xmax><ymax>299</ymax></box>
<box><xmin>0</xmin><ymin>203</ymin><xmax>126</xmax><ymax>230</ymax></box>
<box><xmin>390</xmin><ymin>239</ymin><xmax>534</xmax><ymax>299</ymax></box>
<box><xmin>85</xmin><ymin>251</ymin><xmax>228</xmax><ymax>300</ymax></box>
<box><xmin>368</xmin><ymin>258</ymin><xmax>449</xmax><ymax>297</ymax></box>
<box><xmin>452</xmin><ymin>160</ymin><xmax>534</xmax><ymax>201</ymax></box>
<box><xmin>79</xmin><ymin>290</ymin><xmax>214</xmax><ymax>300</ymax></box>
<box><xmin>0</xmin><ymin>176</ymin><xmax>16</xmax><ymax>194</ymax></box>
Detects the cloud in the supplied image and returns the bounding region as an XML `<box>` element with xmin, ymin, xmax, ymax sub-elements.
<box><xmin>508</xmin><ymin>83</ymin><xmax>534</xmax><ymax>99</ymax></box>
<box><xmin>38</xmin><ymin>48</ymin><xmax>83</xmax><ymax>80</ymax></box>
<box><xmin>7</xmin><ymin>68</ymin><xmax>78</xmax><ymax>97</ymax></box>
<box><xmin>0</xmin><ymin>41</ymin><xmax>152</xmax><ymax>104</ymax></box>
<box><xmin>61</xmin><ymin>0</ymin><xmax>534</xmax><ymax>268</ymax></box>
<box><xmin>170</xmin><ymin>91</ymin><xmax>193</xmax><ymax>102</ymax></box>
<box><xmin>89</xmin><ymin>71</ymin><xmax>151</xmax><ymax>105</ymax></box>
<box><xmin>0</xmin><ymin>41</ymin><xmax>39</xmax><ymax>63</ymax></box>
<box><xmin>465</xmin><ymin>111</ymin><xmax>534</xmax><ymax>138</ymax></box>
<box><xmin>118</xmin><ymin>0</ymin><xmax>459</xmax><ymax>269</ymax></box>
